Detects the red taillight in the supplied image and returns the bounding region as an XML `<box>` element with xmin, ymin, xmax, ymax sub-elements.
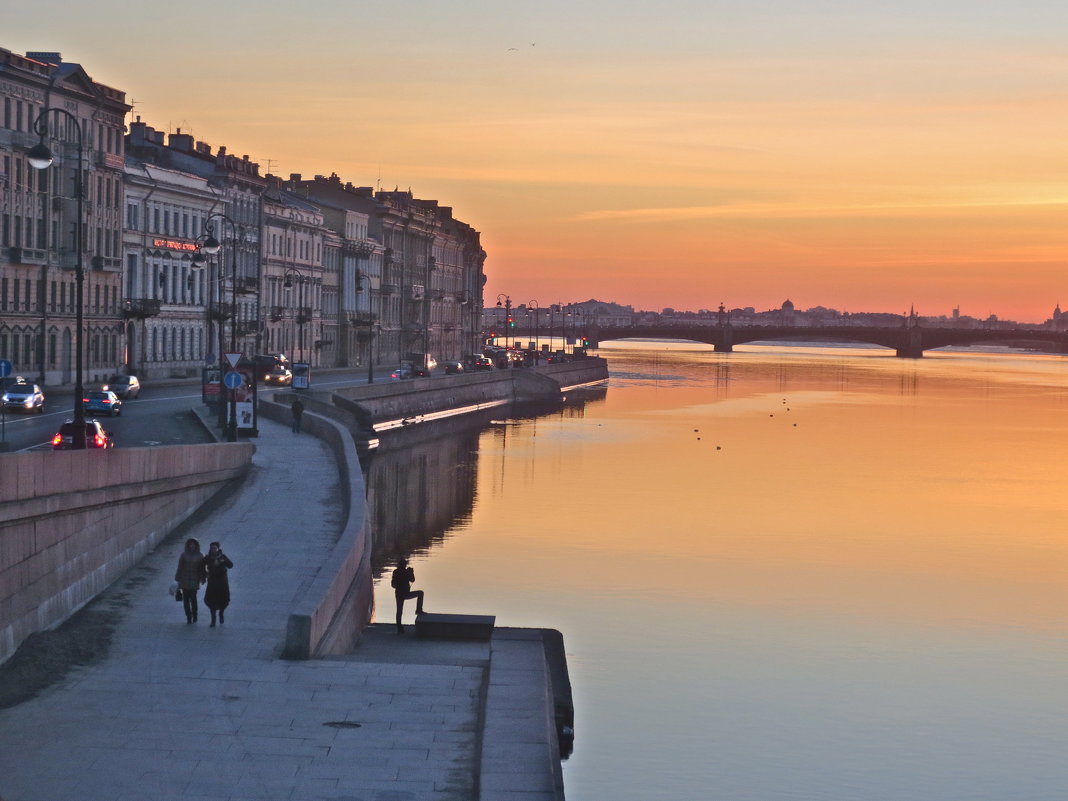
<box><xmin>94</xmin><ymin>433</ymin><xmax>106</xmax><ymax>447</ymax></box>
<box><xmin>81</xmin><ymin>397</ymin><xmax>89</xmax><ymax>403</ymax></box>
<box><xmin>52</xmin><ymin>433</ymin><xmax>62</xmax><ymax>446</ymax></box>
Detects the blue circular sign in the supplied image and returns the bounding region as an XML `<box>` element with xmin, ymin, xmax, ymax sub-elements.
<box><xmin>223</xmin><ymin>371</ymin><xmax>244</xmax><ymax>389</ymax></box>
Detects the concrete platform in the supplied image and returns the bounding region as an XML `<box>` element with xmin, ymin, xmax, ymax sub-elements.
<box><xmin>416</xmin><ymin>612</ymin><xmax>496</xmax><ymax>641</ymax></box>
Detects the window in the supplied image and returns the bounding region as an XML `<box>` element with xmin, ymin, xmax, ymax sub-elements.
<box><xmin>127</xmin><ymin>203</ymin><xmax>138</xmax><ymax>229</ymax></box>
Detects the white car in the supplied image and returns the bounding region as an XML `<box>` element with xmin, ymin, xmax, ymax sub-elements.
<box><xmin>103</xmin><ymin>374</ymin><xmax>141</xmax><ymax>399</ymax></box>
<box><xmin>2</xmin><ymin>382</ymin><xmax>45</xmax><ymax>413</ymax></box>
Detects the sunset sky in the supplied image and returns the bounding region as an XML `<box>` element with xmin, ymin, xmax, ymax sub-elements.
<box><xmin>9</xmin><ymin>1</ymin><xmax>1068</xmax><ymax>321</ymax></box>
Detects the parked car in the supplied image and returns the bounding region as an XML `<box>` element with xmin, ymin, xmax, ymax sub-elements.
<box><xmin>469</xmin><ymin>354</ymin><xmax>494</xmax><ymax>371</ymax></box>
<box><xmin>52</xmin><ymin>419</ymin><xmax>115</xmax><ymax>450</ymax></box>
<box><xmin>2</xmin><ymin>381</ymin><xmax>44</xmax><ymax>413</ymax></box>
<box><xmin>102</xmin><ymin>374</ymin><xmax>140</xmax><ymax>399</ymax></box>
<box><xmin>82</xmin><ymin>390</ymin><xmax>123</xmax><ymax>417</ymax></box>
<box><xmin>442</xmin><ymin>360</ymin><xmax>465</xmax><ymax>375</ymax></box>
<box><xmin>264</xmin><ymin>366</ymin><xmax>293</xmax><ymax>386</ymax></box>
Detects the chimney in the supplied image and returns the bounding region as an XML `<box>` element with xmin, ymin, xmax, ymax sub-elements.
<box><xmin>168</xmin><ymin>128</ymin><xmax>194</xmax><ymax>153</ymax></box>
<box><xmin>195</xmin><ymin>141</ymin><xmax>211</xmax><ymax>155</ymax></box>
<box><xmin>290</xmin><ymin>173</ymin><xmax>302</xmax><ymax>183</ymax></box>
<box><xmin>218</xmin><ymin>145</ymin><xmax>227</xmax><ymax>156</ymax></box>
<box><xmin>26</xmin><ymin>51</ymin><xmax>62</xmax><ymax>65</ymax></box>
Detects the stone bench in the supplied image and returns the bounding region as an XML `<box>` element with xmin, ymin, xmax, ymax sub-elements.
<box><xmin>415</xmin><ymin>613</ymin><xmax>496</xmax><ymax>641</ymax></box>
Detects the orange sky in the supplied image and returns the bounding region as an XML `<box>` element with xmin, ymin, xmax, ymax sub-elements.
<box><xmin>10</xmin><ymin>2</ymin><xmax>1068</xmax><ymax>321</ymax></box>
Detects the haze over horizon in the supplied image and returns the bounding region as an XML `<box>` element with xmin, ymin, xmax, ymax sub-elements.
<box><xmin>8</xmin><ymin>0</ymin><xmax>1068</xmax><ymax>323</ymax></box>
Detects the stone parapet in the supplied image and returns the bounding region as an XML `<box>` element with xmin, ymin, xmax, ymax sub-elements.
<box><xmin>0</xmin><ymin>443</ymin><xmax>252</xmax><ymax>665</ymax></box>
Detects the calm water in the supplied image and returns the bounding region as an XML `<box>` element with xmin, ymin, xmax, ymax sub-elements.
<box><xmin>369</xmin><ymin>342</ymin><xmax>1068</xmax><ymax>801</ymax></box>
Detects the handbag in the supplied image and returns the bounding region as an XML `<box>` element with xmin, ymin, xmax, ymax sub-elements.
<box><xmin>175</xmin><ymin>588</ymin><xmax>183</xmax><ymax>602</ymax></box>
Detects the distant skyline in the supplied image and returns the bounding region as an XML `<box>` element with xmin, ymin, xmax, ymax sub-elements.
<box><xmin>8</xmin><ymin>1</ymin><xmax>1068</xmax><ymax>322</ymax></box>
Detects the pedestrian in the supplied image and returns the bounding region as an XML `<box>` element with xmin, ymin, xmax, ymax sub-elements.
<box><xmin>174</xmin><ymin>538</ymin><xmax>206</xmax><ymax>624</ymax></box>
<box><xmin>291</xmin><ymin>398</ymin><xmax>305</xmax><ymax>433</ymax></box>
<box><xmin>391</xmin><ymin>557</ymin><xmax>426</xmax><ymax>634</ymax></box>
<box><xmin>202</xmin><ymin>541</ymin><xmax>233</xmax><ymax>627</ymax></box>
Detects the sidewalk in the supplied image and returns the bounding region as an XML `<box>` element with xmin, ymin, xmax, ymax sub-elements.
<box><xmin>0</xmin><ymin>415</ymin><xmax>492</xmax><ymax>801</ymax></box>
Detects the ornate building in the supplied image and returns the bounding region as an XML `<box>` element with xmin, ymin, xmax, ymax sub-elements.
<box><xmin>290</xmin><ymin>174</ymin><xmax>486</xmax><ymax>368</ymax></box>
<box><xmin>0</xmin><ymin>49</ymin><xmax>130</xmax><ymax>386</ymax></box>
<box><xmin>125</xmin><ymin>119</ymin><xmax>267</xmax><ymax>369</ymax></box>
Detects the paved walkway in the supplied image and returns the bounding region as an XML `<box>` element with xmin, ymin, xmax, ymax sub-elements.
<box><xmin>0</xmin><ymin>416</ymin><xmax>497</xmax><ymax>801</ymax></box>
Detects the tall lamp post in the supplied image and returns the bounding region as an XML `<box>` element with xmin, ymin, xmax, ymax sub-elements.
<box><xmin>283</xmin><ymin>268</ymin><xmax>310</xmax><ymax>363</ymax></box>
<box><xmin>200</xmin><ymin>214</ymin><xmax>240</xmax><ymax>442</ymax></box>
<box><xmin>527</xmin><ymin>300</ymin><xmax>539</xmax><ymax>360</ymax></box>
<box><xmin>355</xmin><ymin>270</ymin><xmax>375</xmax><ymax>384</ymax></box>
<box><xmin>496</xmin><ymin>294</ymin><xmax>512</xmax><ymax>349</ymax></box>
<box><xmin>28</xmin><ymin>108</ymin><xmax>87</xmax><ymax>447</ymax></box>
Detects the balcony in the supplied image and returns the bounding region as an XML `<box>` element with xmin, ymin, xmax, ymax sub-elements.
<box><xmin>235</xmin><ymin>320</ymin><xmax>264</xmax><ymax>336</ymax></box>
<box><xmin>270</xmin><ymin>305</ymin><xmax>285</xmax><ymax>322</ymax></box>
<box><xmin>207</xmin><ymin>305</ymin><xmax>232</xmax><ymax>322</ymax></box>
<box><xmin>122</xmin><ymin>298</ymin><xmax>162</xmax><ymax>319</ymax></box>
<box><xmin>347</xmin><ymin>311</ymin><xmax>375</xmax><ymax>325</ymax></box>
<box><xmin>236</xmin><ymin>276</ymin><xmax>259</xmax><ymax>295</ymax></box>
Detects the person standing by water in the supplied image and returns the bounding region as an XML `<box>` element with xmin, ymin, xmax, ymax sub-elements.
<box><xmin>202</xmin><ymin>541</ymin><xmax>234</xmax><ymax>627</ymax></box>
<box><xmin>391</xmin><ymin>558</ymin><xmax>426</xmax><ymax>634</ymax></box>
<box><xmin>174</xmin><ymin>538</ymin><xmax>206</xmax><ymax>624</ymax></box>
<box><xmin>291</xmin><ymin>398</ymin><xmax>305</xmax><ymax>433</ymax></box>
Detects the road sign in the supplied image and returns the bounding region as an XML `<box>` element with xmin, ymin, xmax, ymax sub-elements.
<box><xmin>225</xmin><ymin>353</ymin><xmax>242</xmax><ymax>368</ymax></box>
<box><xmin>223</xmin><ymin>371</ymin><xmax>244</xmax><ymax>389</ymax></box>
<box><xmin>205</xmin><ymin>353</ymin><xmax>216</xmax><ymax>366</ymax></box>
<box><xmin>0</xmin><ymin>359</ymin><xmax>11</xmax><ymax>377</ymax></box>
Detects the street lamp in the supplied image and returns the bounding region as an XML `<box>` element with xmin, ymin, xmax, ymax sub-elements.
<box><xmin>200</xmin><ymin>214</ymin><xmax>240</xmax><ymax>442</ymax></box>
<box><xmin>28</xmin><ymin>108</ymin><xmax>87</xmax><ymax>447</ymax></box>
<box><xmin>496</xmin><ymin>294</ymin><xmax>512</xmax><ymax>349</ymax></box>
<box><xmin>527</xmin><ymin>300</ymin><xmax>539</xmax><ymax>361</ymax></box>
<box><xmin>354</xmin><ymin>270</ymin><xmax>376</xmax><ymax>384</ymax></box>
<box><xmin>282</xmin><ymin>268</ymin><xmax>311</xmax><ymax>363</ymax></box>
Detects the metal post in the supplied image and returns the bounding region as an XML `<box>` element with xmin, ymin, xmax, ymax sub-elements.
<box><xmin>29</xmin><ymin>109</ymin><xmax>86</xmax><ymax>447</ymax></box>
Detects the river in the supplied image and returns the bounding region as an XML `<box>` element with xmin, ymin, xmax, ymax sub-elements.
<box><xmin>367</xmin><ymin>341</ymin><xmax>1068</xmax><ymax>801</ymax></box>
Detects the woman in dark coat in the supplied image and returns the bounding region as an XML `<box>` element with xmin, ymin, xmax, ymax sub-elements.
<box><xmin>202</xmin><ymin>541</ymin><xmax>233</xmax><ymax>627</ymax></box>
<box><xmin>175</xmin><ymin>538</ymin><xmax>206</xmax><ymax>624</ymax></box>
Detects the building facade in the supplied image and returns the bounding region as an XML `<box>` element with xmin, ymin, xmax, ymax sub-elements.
<box><xmin>0</xmin><ymin>49</ymin><xmax>130</xmax><ymax>386</ymax></box>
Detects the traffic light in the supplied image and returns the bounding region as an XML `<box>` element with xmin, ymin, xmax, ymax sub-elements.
<box><xmin>581</xmin><ymin>335</ymin><xmax>588</xmax><ymax>346</ymax></box>
<box><xmin>508</xmin><ymin>316</ymin><xmax>515</xmax><ymax>328</ymax></box>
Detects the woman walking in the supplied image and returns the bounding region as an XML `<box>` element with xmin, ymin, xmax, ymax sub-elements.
<box><xmin>203</xmin><ymin>541</ymin><xmax>233</xmax><ymax>627</ymax></box>
<box><xmin>174</xmin><ymin>538</ymin><xmax>206</xmax><ymax>624</ymax></box>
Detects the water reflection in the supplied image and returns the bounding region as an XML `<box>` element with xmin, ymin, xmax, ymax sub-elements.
<box><xmin>367</xmin><ymin>343</ymin><xmax>1068</xmax><ymax>801</ymax></box>
<box><xmin>366</xmin><ymin>389</ymin><xmax>608</xmax><ymax>581</ymax></box>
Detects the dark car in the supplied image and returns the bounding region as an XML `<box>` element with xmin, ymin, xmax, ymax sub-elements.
<box><xmin>442</xmin><ymin>360</ymin><xmax>464</xmax><ymax>375</ymax></box>
<box><xmin>52</xmin><ymin>419</ymin><xmax>115</xmax><ymax>450</ymax></box>
<box><xmin>102</xmin><ymin>374</ymin><xmax>140</xmax><ymax>399</ymax></box>
<box><xmin>469</xmin><ymin>354</ymin><xmax>493</xmax><ymax>371</ymax></box>
<box><xmin>251</xmin><ymin>354</ymin><xmax>290</xmax><ymax>382</ymax></box>
<box><xmin>391</xmin><ymin>366</ymin><xmax>414</xmax><ymax>380</ymax></box>
<box><xmin>2</xmin><ymin>381</ymin><xmax>45</xmax><ymax>413</ymax></box>
<box><xmin>82</xmin><ymin>390</ymin><xmax>123</xmax><ymax>417</ymax></box>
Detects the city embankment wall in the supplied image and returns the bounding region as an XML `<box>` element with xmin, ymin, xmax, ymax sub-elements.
<box><xmin>254</xmin><ymin>398</ymin><xmax>374</xmax><ymax>660</ymax></box>
<box><xmin>0</xmin><ymin>443</ymin><xmax>253</xmax><ymax>665</ymax></box>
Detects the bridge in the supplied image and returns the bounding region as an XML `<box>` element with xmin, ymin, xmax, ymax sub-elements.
<box><xmin>529</xmin><ymin>323</ymin><xmax>1068</xmax><ymax>358</ymax></box>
